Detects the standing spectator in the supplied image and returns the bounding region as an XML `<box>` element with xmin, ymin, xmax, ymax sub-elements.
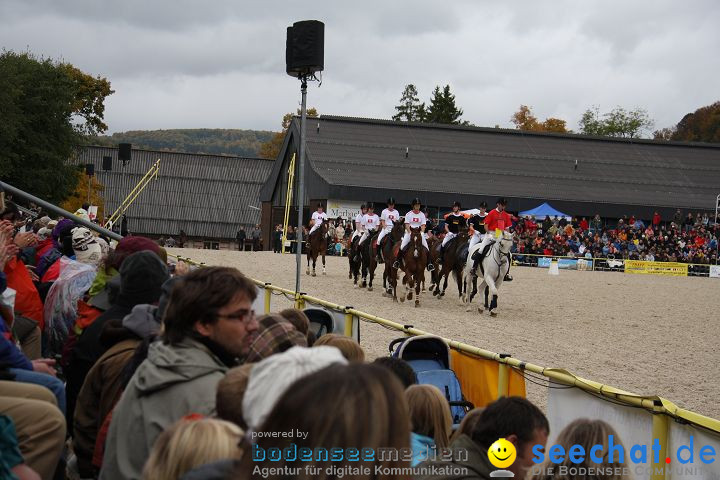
<box><xmin>579</xmin><ymin>217</ymin><xmax>589</xmax><ymax>231</ymax></box>
<box><xmin>591</xmin><ymin>214</ymin><xmax>602</xmax><ymax>233</ymax></box>
<box><xmin>99</xmin><ymin>267</ymin><xmax>258</xmax><ymax>480</ymax></box>
<box><xmin>251</xmin><ymin>224</ymin><xmax>261</xmax><ymax>251</ymax></box>
<box><xmin>684</xmin><ymin>212</ymin><xmax>694</xmax><ymax>231</ymax></box>
<box><xmin>673</xmin><ymin>208</ymin><xmax>682</xmax><ymax>225</ymax></box>
<box><xmin>287</xmin><ymin>227</ymin><xmax>296</xmax><ymax>253</ymax></box>
<box><xmin>653</xmin><ymin>211</ymin><xmax>661</xmax><ymax>228</ymax></box>
<box><xmin>272</xmin><ymin>225</ymin><xmax>282</xmax><ymax>253</ymax></box>
<box><xmin>235</xmin><ymin>227</ymin><xmax>246</xmax><ymax>251</ymax></box>
<box><xmin>165</xmin><ymin>236</ymin><xmax>176</xmax><ymax>248</ymax></box>
<box><xmin>120</xmin><ymin>215</ymin><xmax>128</xmax><ymax>237</ymax></box>
<box><xmin>179</xmin><ymin>230</ymin><xmax>187</xmax><ymax>248</ymax></box>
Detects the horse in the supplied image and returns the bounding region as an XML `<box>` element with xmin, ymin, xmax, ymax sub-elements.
<box><xmin>380</xmin><ymin>219</ymin><xmax>406</xmax><ymax>301</ymax></box>
<box><xmin>462</xmin><ymin>230</ymin><xmax>514</xmax><ymax>316</ymax></box>
<box><xmin>432</xmin><ymin>230</ymin><xmax>470</xmax><ymax>300</ymax></box>
<box><xmin>399</xmin><ymin>227</ymin><xmax>427</xmax><ymax>308</ymax></box>
<box><xmin>427</xmin><ymin>235</ymin><xmax>442</xmax><ymax>292</ymax></box>
<box><xmin>359</xmin><ymin>230</ymin><xmax>379</xmax><ymax>290</ymax></box>
<box><xmin>306</xmin><ymin>221</ymin><xmax>328</xmax><ymax>276</ymax></box>
<box><xmin>348</xmin><ymin>235</ymin><xmax>361</xmax><ymax>285</ymax></box>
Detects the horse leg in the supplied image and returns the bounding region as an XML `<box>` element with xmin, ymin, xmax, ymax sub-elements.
<box><xmin>400</xmin><ymin>274</ymin><xmax>407</xmax><ymax>303</ymax></box>
<box><xmin>322</xmin><ymin>252</ymin><xmax>326</xmax><ymax>275</ymax></box>
<box><xmin>415</xmin><ymin>270</ymin><xmax>423</xmax><ymax>307</ymax></box>
<box><xmin>306</xmin><ymin>253</ymin><xmax>311</xmax><ymax>275</ymax></box>
<box><xmin>407</xmin><ymin>275</ymin><xmax>414</xmax><ymax>301</ymax></box>
<box><xmin>440</xmin><ymin>268</ymin><xmax>449</xmax><ymax>298</ymax></box>
<box><xmin>368</xmin><ymin>263</ymin><xmax>374</xmax><ymax>292</ymax></box>
<box><xmin>485</xmin><ymin>274</ymin><xmax>500</xmax><ymax>316</ymax></box>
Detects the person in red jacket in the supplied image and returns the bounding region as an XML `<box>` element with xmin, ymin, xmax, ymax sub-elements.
<box><xmin>471</xmin><ymin>198</ymin><xmax>514</xmax><ymax>281</ymax></box>
<box><xmin>653</xmin><ymin>211</ymin><xmax>661</xmax><ymax>228</ymax></box>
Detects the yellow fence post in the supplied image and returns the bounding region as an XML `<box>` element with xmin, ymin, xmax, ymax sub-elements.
<box><xmin>651</xmin><ymin>411</ymin><xmax>669</xmax><ymax>480</ymax></box>
<box><xmin>295</xmin><ymin>293</ymin><xmax>306</xmax><ymax>310</ymax></box>
<box><xmin>497</xmin><ymin>354</ymin><xmax>511</xmax><ymax>398</ymax></box>
<box><xmin>344</xmin><ymin>308</ymin><xmax>353</xmax><ymax>337</ymax></box>
<box><xmin>264</xmin><ymin>283</ymin><xmax>272</xmax><ymax>314</ymax></box>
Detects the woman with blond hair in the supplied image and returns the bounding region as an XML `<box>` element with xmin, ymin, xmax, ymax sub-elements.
<box><xmin>531</xmin><ymin>418</ymin><xmax>631</xmax><ymax>480</ymax></box>
<box><xmin>312</xmin><ymin>333</ymin><xmax>365</xmax><ymax>362</ymax></box>
<box><xmin>142</xmin><ymin>416</ymin><xmax>243</xmax><ymax>480</ymax></box>
<box><xmin>406</xmin><ymin>384</ymin><xmax>453</xmax><ymax>467</ymax></box>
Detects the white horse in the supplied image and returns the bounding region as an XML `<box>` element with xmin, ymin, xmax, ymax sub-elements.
<box><xmin>462</xmin><ymin>231</ymin><xmax>514</xmax><ymax>316</ymax></box>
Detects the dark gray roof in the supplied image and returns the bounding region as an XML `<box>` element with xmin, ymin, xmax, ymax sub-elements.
<box><xmin>74</xmin><ymin>146</ymin><xmax>273</xmax><ymax>239</ymax></box>
<box><xmin>263</xmin><ymin>115</ymin><xmax>720</xmax><ymax>214</ymax></box>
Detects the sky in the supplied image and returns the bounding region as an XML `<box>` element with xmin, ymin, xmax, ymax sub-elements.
<box><xmin>1</xmin><ymin>0</ymin><xmax>719</xmax><ymax>135</ymax></box>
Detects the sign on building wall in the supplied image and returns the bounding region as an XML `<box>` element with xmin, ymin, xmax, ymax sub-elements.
<box><xmin>327</xmin><ymin>200</ymin><xmax>363</xmax><ymax>221</ymax></box>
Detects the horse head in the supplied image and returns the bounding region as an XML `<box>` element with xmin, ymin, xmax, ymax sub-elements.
<box><xmin>498</xmin><ymin>230</ymin><xmax>514</xmax><ymax>254</ymax></box>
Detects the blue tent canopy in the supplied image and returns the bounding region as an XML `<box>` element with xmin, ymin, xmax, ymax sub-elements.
<box><xmin>519</xmin><ymin>202</ymin><xmax>571</xmax><ymax>220</ymax></box>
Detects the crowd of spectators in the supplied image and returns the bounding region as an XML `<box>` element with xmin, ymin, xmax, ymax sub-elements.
<box><xmin>511</xmin><ymin>210</ymin><xmax>719</xmax><ymax>265</ymax></box>
<box><xmin>1</xmin><ymin>191</ymin><xmax>643</xmax><ymax>480</ymax></box>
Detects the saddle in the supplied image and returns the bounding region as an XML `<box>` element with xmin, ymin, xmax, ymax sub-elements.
<box><xmin>471</xmin><ymin>242</ymin><xmax>494</xmax><ymax>276</ymax></box>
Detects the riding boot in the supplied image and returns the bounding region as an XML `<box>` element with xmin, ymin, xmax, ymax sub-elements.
<box><xmin>504</xmin><ymin>253</ymin><xmax>513</xmax><ymax>281</ymax></box>
<box><xmin>437</xmin><ymin>245</ymin><xmax>444</xmax><ymax>264</ymax></box>
<box><xmin>392</xmin><ymin>248</ymin><xmax>406</xmax><ymax>269</ymax></box>
<box><xmin>471</xmin><ymin>251</ymin><xmax>481</xmax><ymax>277</ymax></box>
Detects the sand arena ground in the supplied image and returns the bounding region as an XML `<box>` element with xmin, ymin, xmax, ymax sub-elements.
<box><xmin>169</xmin><ymin>249</ymin><xmax>720</xmax><ymax>420</ymax></box>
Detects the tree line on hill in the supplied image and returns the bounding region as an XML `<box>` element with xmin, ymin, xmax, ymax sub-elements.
<box><xmin>390</xmin><ymin>83</ymin><xmax>720</xmax><ymax>142</ymax></box>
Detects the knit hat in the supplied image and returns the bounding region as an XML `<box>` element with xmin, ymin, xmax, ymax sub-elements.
<box><xmin>244</xmin><ymin>315</ymin><xmax>307</xmax><ymax>363</ymax></box>
<box><xmin>242</xmin><ymin>346</ymin><xmax>347</xmax><ymax>431</ymax></box>
<box><xmin>109</xmin><ymin>236</ymin><xmax>165</xmax><ymax>270</ymax></box>
<box><xmin>116</xmin><ymin>251</ymin><xmax>170</xmax><ymax>307</ymax></box>
<box><xmin>75</xmin><ymin>242</ymin><xmax>103</xmax><ymax>266</ymax></box>
<box><xmin>72</xmin><ymin>227</ymin><xmax>95</xmax><ymax>250</ymax></box>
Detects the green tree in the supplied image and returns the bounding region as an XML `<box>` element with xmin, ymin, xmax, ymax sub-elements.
<box><xmin>579</xmin><ymin>105</ymin><xmax>654</xmax><ymax>138</ymax></box>
<box><xmin>0</xmin><ymin>51</ymin><xmax>114</xmax><ymax>204</ymax></box>
<box><xmin>425</xmin><ymin>85</ymin><xmax>465</xmax><ymax>124</ymax></box>
<box><xmin>669</xmin><ymin>101</ymin><xmax>720</xmax><ymax>143</ymax></box>
<box><xmin>392</xmin><ymin>84</ymin><xmax>425</xmax><ymax>122</ymax></box>
<box><xmin>258</xmin><ymin>107</ymin><xmax>318</xmax><ymax>160</ymax></box>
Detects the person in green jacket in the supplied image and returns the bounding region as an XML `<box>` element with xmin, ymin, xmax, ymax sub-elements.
<box><xmin>99</xmin><ymin>267</ymin><xmax>259</xmax><ymax>480</ymax></box>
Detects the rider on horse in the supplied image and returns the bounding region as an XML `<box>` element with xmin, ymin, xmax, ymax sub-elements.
<box><xmin>356</xmin><ymin>202</ymin><xmax>380</xmax><ymax>260</ymax></box>
<box><xmin>308</xmin><ymin>203</ymin><xmax>328</xmax><ymax>237</ymax></box>
<box><xmin>472</xmin><ymin>197</ymin><xmax>513</xmax><ymax>281</ymax></box>
<box><xmin>467</xmin><ymin>201</ymin><xmax>488</xmax><ymax>251</ymax></box>
<box><xmin>376</xmin><ymin>197</ymin><xmax>400</xmax><ymax>264</ymax></box>
<box><xmin>393</xmin><ymin>198</ymin><xmax>434</xmax><ymax>272</ymax></box>
<box><xmin>438</xmin><ymin>201</ymin><xmax>467</xmax><ymax>264</ymax></box>
<box><xmin>351</xmin><ymin>204</ymin><xmax>368</xmax><ymax>243</ymax></box>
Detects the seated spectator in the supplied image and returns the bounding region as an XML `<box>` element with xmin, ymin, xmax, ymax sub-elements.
<box><xmin>277</xmin><ymin>308</ymin><xmax>316</xmax><ymax>345</ymax></box>
<box><xmin>312</xmin><ymin>333</ymin><xmax>365</xmax><ymax>362</ymax></box>
<box><xmin>0</xmin><ymin>414</ymin><xmax>40</xmax><ymax>480</ymax></box>
<box><xmin>237</xmin><ymin>363</ymin><xmax>411</xmax><ymax>478</ymax></box>
<box><xmin>372</xmin><ymin>356</ymin><xmax>417</xmax><ymax>388</ymax></box>
<box><xmin>242</xmin><ymin>346</ymin><xmax>346</xmax><ymax>432</ymax></box>
<box><xmin>531</xmin><ymin>418</ymin><xmax>628</xmax><ymax>480</ymax></box>
<box><xmin>142</xmin><ymin>416</ymin><xmax>243</xmax><ymax>480</ymax></box>
<box><xmin>450</xmin><ymin>407</ymin><xmax>484</xmax><ymax>443</ymax></box>
<box><xmin>244</xmin><ymin>314</ymin><xmax>307</xmax><ymax>363</ymax></box>
<box><xmin>417</xmin><ymin>396</ymin><xmax>549</xmax><ymax>480</ymax></box>
<box><xmin>215</xmin><ymin>363</ymin><xmax>254</xmax><ymax>430</ymax></box>
<box><xmin>100</xmin><ymin>267</ymin><xmax>258</xmax><ymax>480</ymax></box>
<box><xmin>406</xmin><ymin>385</ymin><xmax>452</xmax><ymax>467</ymax></box>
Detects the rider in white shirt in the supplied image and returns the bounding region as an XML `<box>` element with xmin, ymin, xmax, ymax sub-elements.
<box><xmin>358</xmin><ymin>203</ymin><xmax>380</xmax><ymax>246</ymax></box>
<box><xmin>393</xmin><ymin>198</ymin><xmax>433</xmax><ymax>271</ymax></box>
<box><xmin>467</xmin><ymin>201</ymin><xmax>488</xmax><ymax>250</ymax></box>
<box><xmin>351</xmin><ymin>204</ymin><xmax>368</xmax><ymax>242</ymax></box>
<box><xmin>376</xmin><ymin>197</ymin><xmax>400</xmax><ymax>247</ymax></box>
<box><xmin>308</xmin><ymin>203</ymin><xmax>328</xmax><ymax>236</ymax></box>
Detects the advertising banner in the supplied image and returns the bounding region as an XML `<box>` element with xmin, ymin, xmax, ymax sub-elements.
<box><xmin>538</xmin><ymin>257</ymin><xmax>578</xmax><ymax>269</ymax></box>
<box><xmin>710</xmin><ymin>265</ymin><xmax>720</xmax><ymax>278</ymax></box>
<box><xmin>327</xmin><ymin>200</ymin><xmax>363</xmax><ymax>222</ymax></box>
<box><xmin>625</xmin><ymin>260</ymin><xmax>688</xmax><ymax>276</ymax></box>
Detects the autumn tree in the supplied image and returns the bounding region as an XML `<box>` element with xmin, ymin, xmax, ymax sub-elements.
<box><xmin>258</xmin><ymin>107</ymin><xmax>318</xmax><ymax>160</ymax></box>
<box><xmin>579</xmin><ymin>105</ymin><xmax>654</xmax><ymax>138</ymax></box>
<box><xmin>392</xmin><ymin>84</ymin><xmax>425</xmax><ymax>122</ymax></box>
<box><xmin>60</xmin><ymin>172</ymin><xmax>106</xmax><ymax>218</ymax></box>
<box><xmin>0</xmin><ymin>51</ymin><xmax>114</xmax><ymax>204</ymax></box>
<box><xmin>670</xmin><ymin>101</ymin><xmax>720</xmax><ymax>143</ymax></box>
<box><xmin>511</xmin><ymin>105</ymin><xmax>568</xmax><ymax>133</ymax></box>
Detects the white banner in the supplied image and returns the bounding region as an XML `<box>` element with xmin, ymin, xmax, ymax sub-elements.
<box><xmin>88</xmin><ymin>205</ymin><xmax>98</xmax><ymax>221</ymax></box>
<box><xmin>327</xmin><ymin>200</ymin><xmax>363</xmax><ymax>222</ymax></box>
<box><xmin>546</xmin><ymin>385</ymin><xmax>720</xmax><ymax>479</ymax></box>
<box><xmin>710</xmin><ymin>265</ymin><xmax>720</xmax><ymax>278</ymax></box>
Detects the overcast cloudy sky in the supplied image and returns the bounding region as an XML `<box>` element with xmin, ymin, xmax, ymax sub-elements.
<box><xmin>2</xmin><ymin>0</ymin><xmax>718</xmax><ymax>134</ymax></box>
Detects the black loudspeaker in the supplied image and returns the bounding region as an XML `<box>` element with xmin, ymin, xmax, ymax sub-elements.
<box><xmin>85</xmin><ymin>163</ymin><xmax>95</xmax><ymax>176</ymax></box>
<box><xmin>102</xmin><ymin>156</ymin><xmax>112</xmax><ymax>171</ymax></box>
<box><xmin>286</xmin><ymin>20</ymin><xmax>324</xmax><ymax>78</ymax></box>
<box><xmin>118</xmin><ymin>143</ymin><xmax>132</xmax><ymax>162</ymax></box>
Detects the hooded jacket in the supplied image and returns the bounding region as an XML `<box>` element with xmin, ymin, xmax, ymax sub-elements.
<box><xmin>99</xmin><ymin>337</ymin><xmax>229</xmax><ymax>480</ymax></box>
<box><xmin>415</xmin><ymin>433</ymin><xmax>495</xmax><ymax>480</ymax></box>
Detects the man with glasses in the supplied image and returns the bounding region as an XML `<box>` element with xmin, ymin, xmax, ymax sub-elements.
<box><xmin>100</xmin><ymin>267</ymin><xmax>258</xmax><ymax>480</ymax></box>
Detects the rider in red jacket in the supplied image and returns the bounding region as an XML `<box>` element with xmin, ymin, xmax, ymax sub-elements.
<box><xmin>471</xmin><ymin>198</ymin><xmax>514</xmax><ymax>281</ymax></box>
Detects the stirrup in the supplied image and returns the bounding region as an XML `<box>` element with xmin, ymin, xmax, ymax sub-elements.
<box><xmin>427</xmin><ymin>263</ymin><xmax>435</xmax><ymax>272</ymax></box>
<box><xmin>392</xmin><ymin>260</ymin><xmax>401</xmax><ymax>269</ymax></box>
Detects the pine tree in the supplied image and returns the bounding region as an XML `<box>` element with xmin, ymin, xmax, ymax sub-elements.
<box><xmin>392</xmin><ymin>84</ymin><xmax>424</xmax><ymax>122</ymax></box>
<box><xmin>425</xmin><ymin>85</ymin><xmax>464</xmax><ymax>124</ymax></box>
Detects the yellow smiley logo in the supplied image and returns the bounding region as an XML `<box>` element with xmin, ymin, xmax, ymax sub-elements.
<box><xmin>487</xmin><ymin>438</ymin><xmax>517</xmax><ymax>469</ymax></box>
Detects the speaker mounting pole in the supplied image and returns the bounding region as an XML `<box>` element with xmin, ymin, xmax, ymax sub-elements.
<box><xmin>295</xmin><ymin>75</ymin><xmax>309</xmax><ymax>294</ymax></box>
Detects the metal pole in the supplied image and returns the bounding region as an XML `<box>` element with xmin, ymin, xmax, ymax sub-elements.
<box><xmin>715</xmin><ymin>194</ymin><xmax>719</xmax><ymax>265</ymax></box>
<box><xmin>87</xmin><ymin>175</ymin><xmax>91</xmax><ymax>204</ymax></box>
<box><xmin>295</xmin><ymin>76</ymin><xmax>308</xmax><ymax>294</ymax></box>
<box><xmin>1</xmin><ymin>180</ymin><xmax>122</xmax><ymax>241</ymax></box>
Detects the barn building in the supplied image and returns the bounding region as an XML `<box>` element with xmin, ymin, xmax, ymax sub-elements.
<box><xmin>259</xmin><ymin>115</ymin><xmax>720</xmax><ymax>250</ymax></box>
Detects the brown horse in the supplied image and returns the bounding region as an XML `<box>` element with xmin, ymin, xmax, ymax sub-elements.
<box><xmin>359</xmin><ymin>230</ymin><xmax>379</xmax><ymax>290</ymax></box>
<box><xmin>427</xmin><ymin>235</ymin><xmax>442</xmax><ymax>291</ymax></box>
<box><xmin>432</xmin><ymin>230</ymin><xmax>469</xmax><ymax>300</ymax></box>
<box><xmin>381</xmin><ymin>219</ymin><xmax>405</xmax><ymax>301</ymax></box>
<box><xmin>306</xmin><ymin>221</ymin><xmax>328</xmax><ymax>276</ymax></box>
<box><xmin>399</xmin><ymin>227</ymin><xmax>427</xmax><ymax>308</ymax></box>
<box><xmin>348</xmin><ymin>235</ymin><xmax>362</xmax><ymax>285</ymax></box>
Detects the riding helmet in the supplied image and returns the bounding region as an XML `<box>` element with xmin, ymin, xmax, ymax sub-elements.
<box><xmin>453</xmin><ymin>201</ymin><xmax>461</xmax><ymax>208</ymax></box>
<box><xmin>479</xmin><ymin>201</ymin><xmax>488</xmax><ymax>209</ymax></box>
<box><xmin>411</xmin><ymin>197</ymin><xmax>421</xmax><ymax>207</ymax></box>
<box><xmin>387</xmin><ymin>197</ymin><xmax>396</xmax><ymax>206</ymax></box>
<box><xmin>496</xmin><ymin>197</ymin><xmax>508</xmax><ymax>206</ymax></box>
